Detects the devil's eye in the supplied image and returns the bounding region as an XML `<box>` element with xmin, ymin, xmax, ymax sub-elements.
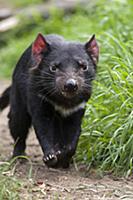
<box><xmin>50</xmin><ymin>65</ymin><xmax>57</xmax><ymax>72</ymax></box>
<box><xmin>81</xmin><ymin>64</ymin><xmax>88</xmax><ymax>71</ymax></box>
<box><xmin>78</xmin><ymin>61</ymin><xmax>88</xmax><ymax>71</ymax></box>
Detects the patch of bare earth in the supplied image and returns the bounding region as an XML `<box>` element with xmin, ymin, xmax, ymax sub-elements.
<box><xmin>0</xmin><ymin>81</ymin><xmax>133</xmax><ymax>200</ymax></box>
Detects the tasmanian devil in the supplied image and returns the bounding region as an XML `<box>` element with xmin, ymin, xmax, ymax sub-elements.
<box><xmin>0</xmin><ymin>33</ymin><xmax>99</xmax><ymax>168</ymax></box>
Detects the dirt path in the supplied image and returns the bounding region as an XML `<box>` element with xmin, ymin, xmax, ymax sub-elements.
<box><xmin>0</xmin><ymin>81</ymin><xmax>133</xmax><ymax>200</ymax></box>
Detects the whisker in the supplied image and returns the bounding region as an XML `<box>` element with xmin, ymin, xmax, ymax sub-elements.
<box><xmin>84</xmin><ymin>77</ymin><xmax>94</xmax><ymax>81</ymax></box>
<box><xmin>29</xmin><ymin>78</ymin><xmax>55</xmax><ymax>87</ymax></box>
<box><xmin>37</xmin><ymin>84</ymin><xmax>56</xmax><ymax>94</ymax></box>
<box><xmin>39</xmin><ymin>70</ymin><xmax>55</xmax><ymax>77</ymax></box>
<box><xmin>83</xmin><ymin>82</ymin><xmax>92</xmax><ymax>86</ymax></box>
<box><xmin>40</xmin><ymin>87</ymin><xmax>57</xmax><ymax>98</ymax></box>
<box><xmin>82</xmin><ymin>83</ymin><xmax>92</xmax><ymax>89</ymax></box>
<box><xmin>35</xmin><ymin>79</ymin><xmax>55</xmax><ymax>85</ymax></box>
<box><xmin>32</xmin><ymin>75</ymin><xmax>55</xmax><ymax>81</ymax></box>
<box><xmin>28</xmin><ymin>82</ymin><xmax>55</xmax><ymax>93</ymax></box>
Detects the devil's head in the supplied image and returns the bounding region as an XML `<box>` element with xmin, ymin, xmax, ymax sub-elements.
<box><xmin>30</xmin><ymin>33</ymin><xmax>99</xmax><ymax>108</ymax></box>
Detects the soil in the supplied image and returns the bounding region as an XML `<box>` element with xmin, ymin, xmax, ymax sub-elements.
<box><xmin>0</xmin><ymin>81</ymin><xmax>133</xmax><ymax>200</ymax></box>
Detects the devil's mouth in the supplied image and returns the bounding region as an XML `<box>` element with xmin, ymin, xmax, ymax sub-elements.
<box><xmin>61</xmin><ymin>90</ymin><xmax>77</xmax><ymax>98</ymax></box>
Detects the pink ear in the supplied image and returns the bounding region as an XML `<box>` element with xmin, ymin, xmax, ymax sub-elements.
<box><xmin>85</xmin><ymin>35</ymin><xmax>99</xmax><ymax>65</ymax></box>
<box><xmin>31</xmin><ymin>33</ymin><xmax>48</xmax><ymax>69</ymax></box>
<box><xmin>32</xmin><ymin>33</ymin><xmax>47</xmax><ymax>56</ymax></box>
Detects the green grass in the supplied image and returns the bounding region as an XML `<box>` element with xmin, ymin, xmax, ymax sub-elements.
<box><xmin>0</xmin><ymin>0</ymin><xmax>133</xmax><ymax>177</ymax></box>
<box><xmin>0</xmin><ymin>157</ymin><xmax>34</xmax><ymax>200</ymax></box>
<box><xmin>77</xmin><ymin>33</ymin><xmax>133</xmax><ymax>176</ymax></box>
<box><xmin>0</xmin><ymin>161</ymin><xmax>21</xmax><ymax>200</ymax></box>
<box><xmin>0</xmin><ymin>175</ymin><xmax>21</xmax><ymax>200</ymax></box>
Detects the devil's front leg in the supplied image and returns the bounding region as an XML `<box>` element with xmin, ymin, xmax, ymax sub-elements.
<box><xmin>60</xmin><ymin>109</ymin><xmax>85</xmax><ymax>168</ymax></box>
<box><xmin>33</xmin><ymin>115</ymin><xmax>57</xmax><ymax>167</ymax></box>
<box><xmin>28</xmin><ymin>97</ymin><xmax>58</xmax><ymax>167</ymax></box>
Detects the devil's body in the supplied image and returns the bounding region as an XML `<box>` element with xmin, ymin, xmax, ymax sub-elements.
<box><xmin>0</xmin><ymin>34</ymin><xmax>99</xmax><ymax>168</ymax></box>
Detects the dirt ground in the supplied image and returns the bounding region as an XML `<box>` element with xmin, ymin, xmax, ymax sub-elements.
<box><xmin>0</xmin><ymin>81</ymin><xmax>133</xmax><ymax>200</ymax></box>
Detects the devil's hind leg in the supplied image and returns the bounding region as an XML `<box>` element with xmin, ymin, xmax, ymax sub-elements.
<box><xmin>8</xmin><ymin>109</ymin><xmax>31</xmax><ymax>157</ymax></box>
<box><xmin>8</xmin><ymin>87</ymin><xmax>31</xmax><ymax>157</ymax></box>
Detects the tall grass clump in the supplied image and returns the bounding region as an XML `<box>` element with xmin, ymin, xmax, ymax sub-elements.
<box><xmin>77</xmin><ymin>34</ymin><xmax>133</xmax><ymax>176</ymax></box>
<box><xmin>76</xmin><ymin>0</ymin><xmax>133</xmax><ymax>176</ymax></box>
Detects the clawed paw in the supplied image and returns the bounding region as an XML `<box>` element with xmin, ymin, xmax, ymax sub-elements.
<box><xmin>43</xmin><ymin>148</ymin><xmax>71</xmax><ymax>168</ymax></box>
<box><xmin>56</xmin><ymin>150</ymin><xmax>61</xmax><ymax>155</ymax></box>
<box><xmin>43</xmin><ymin>153</ymin><xmax>57</xmax><ymax>167</ymax></box>
<box><xmin>43</xmin><ymin>154</ymin><xmax>57</xmax><ymax>162</ymax></box>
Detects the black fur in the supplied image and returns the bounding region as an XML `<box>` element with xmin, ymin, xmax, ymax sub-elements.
<box><xmin>0</xmin><ymin>34</ymin><xmax>99</xmax><ymax>168</ymax></box>
<box><xmin>0</xmin><ymin>86</ymin><xmax>10</xmax><ymax>110</ymax></box>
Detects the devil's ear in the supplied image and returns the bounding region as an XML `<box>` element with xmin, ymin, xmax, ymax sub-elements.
<box><xmin>31</xmin><ymin>33</ymin><xmax>49</xmax><ymax>68</ymax></box>
<box><xmin>85</xmin><ymin>35</ymin><xmax>99</xmax><ymax>65</ymax></box>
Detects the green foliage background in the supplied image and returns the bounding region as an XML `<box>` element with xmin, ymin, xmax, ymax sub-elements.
<box><xmin>0</xmin><ymin>0</ymin><xmax>133</xmax><ymax>178</ymax></box>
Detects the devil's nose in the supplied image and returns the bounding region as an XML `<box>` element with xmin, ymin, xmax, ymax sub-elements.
<box><xmin>64</xmin><ymin>79</ymin><xmax>78</xmax><ymax>92</ymax></box>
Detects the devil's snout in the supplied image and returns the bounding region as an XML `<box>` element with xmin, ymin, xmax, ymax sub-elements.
<box><xmin>64</xmin><ymin>79</ymin><xmax>78</xmax><ymax>92</ymax></box>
